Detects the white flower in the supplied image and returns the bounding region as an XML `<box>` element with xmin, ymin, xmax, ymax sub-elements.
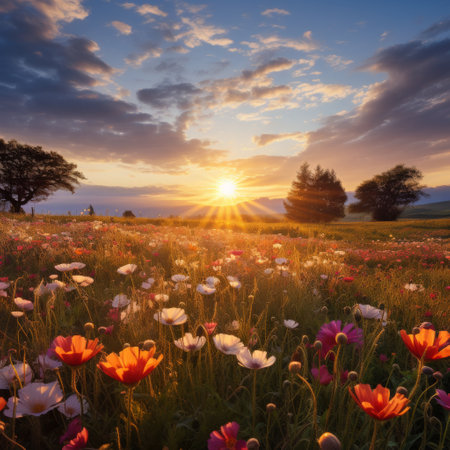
<box><xmin>141</xmin><ymin>278</ymin><xmax>155</xmax><ymax>289</ymax></box>
<box><xmin>154</xmin><ymin>294</ymin><xmax>169</xmax><ymax>303</ymax></box>
<box><xmin>236</xmin><ymin>348</ymin><xmax>276</xmax><ymax>370</ymax></box>
<box><xmin>120</xmin><ymin>301</ymin><xmax>141</xmax><ymax>322</ymax></box>
<box><xmin>275</xmin><ymin>257</ymin><xmax>288</xmax><ymax>265</ymax></box>
<box><xmin>404</xmin><ymin>283</ymin><xmax>424</xmax><ymax>292</ymax></box>
<box><xmin>228</xmin><ymin>320</ymin><xmax>240</xmax><ymax>331</ymax></box>
<box><xmin>154</xmin><ymin>307</ymin><xmax>187</xmax><ymax>325</ymax></box>
<box><xmin>171</xmin><ymin>274</ymin><xmax>189</xmax><ymax>283</ymax></box>
<box><xmin>57</xmin><ymin>394</ymin><xmax>89</xmax><ymax>418</ymax></box>
<box><xmin>273</xmin><ymin>243</ymin><xmax>282</xmax><ymax>249</ymax></box>
<box><xmin>11</xmin><ymin>311</ymin><xmax>24</xmax><ymax>317</ymax></box>
<box><xmin>284</xmin><ymin>319</ymin><xmax>299</xmax><ymax>329</ymax></box>
<box><xmin>213</xmin><ymin>334</ymin><xmax>244</xmax><ymax>355</ymax></box>
<box><xmin>174</xmin><ymin>259</ymin><xmax>185</xmax><ymax>266</ymax></box>
<box><xmin>112</xmin><ymin>294</ymin><xmax>130</xmax><ymax>308</ymax></box>
<box><xmin>357</xmin><ymin>304</ymin><xmax>388</xmax><ymax>326</ymax></box>
<box><xmin>206</xmin><ymin>276</ymin><xmax>220</xmax><ymax>287</ymax></box>
<box><xmin>227</xmin><ymin>276</ymin><xmax>241</xmax><ymax>289</ymax></box>
<box><xmin>0</xmin><ymin>281</ymin><xmax>10</xmax><ymax>290</ymax></box>
<box><xmin>197</xmin><ymin>284</ymin><xmax>216</xmax><ymax>295</ymax></box>
<box><xmin>72</xmin><ymin>275</ymin><xmax>94</xmax><ymax>287</ymax></box>
<box><xmin>0</xmin><ymin>362</ymin><xmax>33</xmax><ymax>389</ymax></box>
<box><xmin>70</xmin><ymin>262</ymin><xmax>86</xmax><ymax>270</ymax></box>
<box><xmin>117</xmin><ymin>264</ymin><xmax>137</xmax><ymax>275</ymax></box>
<box><xmin>320</xmin><ymin>274</ymin><xmax>328</xmax><ymax>280</ymax></box>
<box><xmin>3</xmin><ymin>381</ymin><xmax>63</xmax><ymax>417</ymax></box>
<box><xmin>174</xmin><ymin>333</ymin><xmax>206</xmax><ymax>352</ymax></box>
<box><xmin>263</xmin><ymin>268</ymin><xmax>274</xmax><ymax>275</ymax></box>
<box><xmin>35</xmin><ymin>355</ymin><xmax>62</xmax><ymax>377</ymax></box>
<box><xmin>54</xmin><ymin>262</ymin><xmax>85</xmax><ymax>272</ymax></box>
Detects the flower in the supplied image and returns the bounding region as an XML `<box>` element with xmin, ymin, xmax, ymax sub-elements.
<box><xmin>435</xmin><ymin>389</ymin><xmax>450</xmax><ymax>410</ymax></box>
<box><xmin>0</xmin><ymin>362</ymin><xmax>33</xmax><ymax>389</ymax></box>
<box><xmin>3</xmin><ymin>381</ymin><xmax>63</xmax><ymax>417</ymax></box>
<box><xmin>112</xmin><ymin>294</ymin><xmax>130</xmax><ymax>308</ymax></box>
<box><xmin>174</xmin><ymin>333</ymin><xmax>206</xmax><ymax>352</ymax></box>
<box><xmin>404</xmin><ymin>283</ymin><xmax>424</xmax><ymax>292</ymax></box>
<box><xmin>55</xmin><ymin>263</ymin><xmax>85</xmax><ymax>272</ymax></box>
<box><xmin>206</xmin><ymin>276</ymin><xmax>220</xmax><ymax>287</ymax></box>
<box><xmin>400</xmin><ymin>328</ymin><xmax>450</xmax><ymax>361</ymax></box>
<box><xmin>311</xmin><ymin>365</ymin><xmax>333</xmax><ymax>386</ymax></box>
<box><xmin>237</xmin><ymin>348</ymin><xmax>276</xmax><ymax>370</ymax></box>
<box><xmin>72</xmin><ymin>275</ymin><xmax>94</xmax><ymax>287</ymax></box>
<box><xmin>98</xmin><ymin>346</ymin><xmax>163</xmax><ymax>385</ymax></box>
<box><xmin>117</xmin><ymin>264</ymin><xmax>137</xmax><ymax>275</ymax></box>
<box><xmin>316</xmin><ymin>320</ymin><xmax>363</xmax><ymax>357</ymax></box>
<box><xmin>60</xmin><ymin>417</ymin><xmax>82</xmax><ymax>444</ymax></box>
<box><xmin>57</xmin><ymin>394</ymin><xmax>89</xmax><ymax>418</ymax></box>
<box><xmin>227</xmin><ymin>276</ymin><xmax>241</xmax><ymax>289</ymax></box>
<box><xmin>171</xmin><ymin>274</ymin><xmax>189</xmax><ymax>283</ymax></box>
<box><xmin>204</xmin><ymin>322</ymin><xmax>217</xmax><ymax>335</ymax></box>
<box><xmin>35</xmin><ymin>354</ymin><xmax>62</xmax><ymax>377</ymax></box>
<box><xmin>208</xmin><ymin>422</ymin><xmax>247</xmax><ymax>450</ymax></box>
<box><xmin>284</xmin><ymin>319</ymin><xmax>299</xmax><ymax>329</ymax></box>
<box><xmin>213</xmin><ymin>334</ymin><xmax>245</xmax><ymax>355</ymax></box>
<box><xmin>141</xmin><ymin>277</ymin><xmax>155</xmax><ymax>289</ymax></box>
<box><xmin>349</xmin><ymin>384</ymin><xmax>409</xmax><ymax>421</ymax></box>
<box><xmin>197</xmin><ymin>284</ymin><xmax>216</xmax><ymax>295</ymax></box>
<box><xmin>154</xmin><ymin>307</ymin><xmax>187</xmax><ymax>325</ymax></box>
<box><xmin>53</xmin><ymin>335</ymin><xmax>104</xmax><ymax>366</ymax></box>
<box><xmin>357</xmin><ymin>304</ymin><xmax>388</xmax><ymax>326</ymax></box>
<box><xmin>62</xmin><ymin>427</ymin><xmax>88</xmax><ymax>450</ymax></box>
<box><xmin>0</xmin><ymin>397</ymin><xmax>6</xmax><ymax>411</ymax></box>
<box><xmin>14</xmin><ymin>297</ymin><xmax>34</xmax><ymax>311</ymax></box>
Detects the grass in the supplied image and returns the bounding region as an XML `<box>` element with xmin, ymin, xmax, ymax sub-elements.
<box><xmin>0</xmin><ymin>213</ymin><xmax>448</xmax><ymax>449</ymax></box>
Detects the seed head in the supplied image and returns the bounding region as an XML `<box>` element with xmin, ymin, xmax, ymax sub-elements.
<box><xmin>335</xmin><ymin>332</ymin><xmax>348</xmax><ymax>345</ymax></box>
<box><xmin>246</xmin><ymin>438</ymin><xmax>260</xmax><ymax>450</ymax></box>
<box><xmin>318</xmin><ymin>432</ymin><xmax>342</xmax><ymax>450</ymax></box>
<box><xmin>266</xmin><ymin>403</ymin><xmax>276</xmax><ymax>412</ymax></box>
<box><xmin>289</xmin><ymin>361</ymin><xmax>302</xmax><ymax>374</ymax></box>
<box><xmin>143</xmin><ymin>339</ymin><xmax>155</xmax><ymax>351</ymax></box>
<box><xmin>396</xmin><ymin>386</ymin><xmax>408</xmax><ymax>396</ymax></box>
<box><xmin>348</xmin><ymin>371</ymin><xmax>358</xmax><ymax>382</ymax></box>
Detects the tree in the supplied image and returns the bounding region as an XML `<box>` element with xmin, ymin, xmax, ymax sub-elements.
<box><xmin>88</xmin><ymin>204</ymin><xmax>95</xmax><ymax>216</ymax></box>
<box><xmin>122</xmin><ymin>210</ymin><xmax>135</xmax><ymax>218</ymax></box>
<box><xmin>349</xmin><ymin>165</ymin><xmax>426</xmax><ymax>221</ymax></box>
<box><xmin>284</xmin><ymin>163</ymin><xmax>347</xmax><ymax>223</ymax></box>
<box><xmin>0</xmin><ymin>139</ymin><xmax>85</xmax><ymax>213</ymax></box>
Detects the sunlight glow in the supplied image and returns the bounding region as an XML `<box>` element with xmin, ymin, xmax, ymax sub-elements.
<box><xmin>217</xmin><ymin>180</ymin><xmax>237</xmax><ymax>198</ymax></box>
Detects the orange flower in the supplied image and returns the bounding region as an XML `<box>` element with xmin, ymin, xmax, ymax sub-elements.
<box><xmin>400</xmin><ymin>328</ymin><xmax>450</xmax><ymax>361</ymax></box>
<box><xmin>349</xmin><ymin>384</ymin><xmax>409</xmax><ymax>421</ymax></box>
<box><xmin>98</xmin><ymin>346</ymin><xmax>163</xmax><ymax>385</ymax></box>
<box><xmin>54</xmin><ymin>335</ymin><xmax>104</xmax><ymax>366</ymax></box>
<box><xmin>0</xmin><ymin>397</ymin><xmax>6</xmax><ymax>411</ymax></box>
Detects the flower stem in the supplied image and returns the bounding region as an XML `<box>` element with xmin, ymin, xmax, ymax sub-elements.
<box><xmin>369</xmin><ymin>421</ymin><xmax>379</xmax><ymax>450</ymax></box>
<box><xmin>252</xmin><ymin>370</ymin><xmax>257</xmax><ymax>434</ymax></box>
<box><xmin>296</xmin><ymin>374</ymin><xmax>318</xmax><ymax>440</ymax></box>
<box><xmin>126</xmin><ymin>386</ymin><xmax>134</xmax><ymax>450</ymax></box>
<box><xmin>408</xmin><ymin>358</ymin><xmax>424</xmax><ymax>400</ymax></box>
<box><xmin>437</xmin><ymin>414</ymin><xmax>449</xmax><ymax>450</ymax></box>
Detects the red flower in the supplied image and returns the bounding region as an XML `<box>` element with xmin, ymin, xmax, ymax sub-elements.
<box><xmin>54</xmin><ymin>335</ymin><xmax>104</xmax><ymax>366</ymax></box>
<box><xmin>62</xmin><ymin>427</ymin><xmax>88</xmax><ymax>450</ymax></box>
<box><xmin>400</xmin><ymin>328</ymin><xmax>450</xmax><ymax>361</ymax></box>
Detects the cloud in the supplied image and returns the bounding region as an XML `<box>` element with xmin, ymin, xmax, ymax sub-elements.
<box><xmin>136</xmin><ymin>3</ymin><xmax>167</xmax><ymax>17</ymax></box>
<box><xmin>176</xmin><ymin>17</ymin><xmax>233</xmax><ymax>48</ymax></box>
<box><xmin>242</xmin><ymin>31</ymin><xmax>318</xmax><ymax>54</ymax></box>
<box><xmin>420</xmin><ymin>18</ymin><xmax>450</xmax><ymax>39</ymax></box>
<box><xmin>261</xmin><ymin>8</ymin><xmax>290</xmax><ymax>17</ymax></box>
<box><xmin>111</xmin><ymin>20</ymin><xmax>132</xmax><ymax>35</ymax></box>
<box><xmin>295</xmin><ymin>82</ymin><xmax>356</xmax><ymax>103</ymax></box>
<box><xmin>324</xmin><ymin>54</ymin><xmax>353</xmax><ymax>70</ymax></box>
<box><xmin>137</xmin><ymin>83</ymin><xmax>201</xmax><ymax>109</ymax></box>
<box><xmin>380</xmin><ymin>31</ymin><xmax>389</xmax><ymax>41</ymax></box>
<box><xmin>253</xmin><ymin>132</ymin><xmax>306</xmax><ymax>146</ymax></box>
<box><xmin>125</xmin><ymin>45</ymin><xmax>162</xmax><ymax>66</ymax></box>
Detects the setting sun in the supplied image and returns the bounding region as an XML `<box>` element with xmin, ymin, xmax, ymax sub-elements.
<box><xmin>218</xmin><ymin>180</ymin><xmax>237</xmax><ymax>198</ymax></box>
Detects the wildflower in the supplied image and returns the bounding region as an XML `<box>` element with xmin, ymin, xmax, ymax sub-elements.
<box><xmin>316</xmin><ymin>320</ymin><xmax>363</xmax><ymax>357</ymax></box>
<box><xmin>204</xmin><ymin>322</ymin><xmax>217</xmax><ymax>335</ymax></box>
<box><xmin>197</xmin><ymin>284</ymin><xmax>216</xmax><ymax>295</ymax></box>
<box><xmin>171</xmin><ymin>274</ymin><xmax>189</xmax><ymax>283</ymax></box>
<box><xmin>349</xmin><ymin>384</ymin><xmax>409</xmax><ymax>420</ymax></box>
<box><xmin>227</xmin><ymin>276</ymin><xmax>241</xmax><ymax>289</ymax></box>
<box><xmin>72</xmin><ymin>275</ymin><xmax>94</xmax><ymax>287</ymax></box>
<box><xmin>98</xmin><ymin>346</ymin><xmax>163</xmax><ymax>385</ymax></box>
<box><xmin>400</xmin><ymin>328</ymin><xmax>450</xmax><ymax>361</ymax></box>
<box><xmin>3</xmin><ymin>381</ymin><xmax>63</xmax><ymax>417</ymax></box>
<box><xmin>206</xmin><ymin>276</ymin><xmax>220</xmax><ymax>287</ymax></box>
<box><xmin>14</xmin><ymin>297</ymin><xmax>34</xmax><ymax>311</ymax></box>
<box><xmin>0</xmin><ymin>397</ymin><xmax>6</xmax><ymax>411</ymax></box>
<box><xmin>237</xmin><ymin>348</ymin><xmax>276</xmax><ymax>370</ymax></box>
<box><xmin>174</xmin><ymin>333</ymin><xmax>206</xmax><ymax>352</ymax></box>
<box><xmin>36</xmin><ymin>354</ymin><xmax>63</xmax><ymax>377</ymax></box>
<box><xmin>284</xmin><ymin>319</ymin><xmax>299</xmax><ymax>329</ymax></box>
<box><xmin>213</xmin><ymin>334</ymin><xmax>245</xmax><ymax>355</ymax></box>
<box><xmin>62</xmin><ymin>427</ymin><xmax>88</xmax><ymax>450</ymax></box>
<box><xmin>117</xmin><ymin>264</ymin><xmax>137</xmax><ymax>275</ymax></box>
<box><xmin>311</xmin><ymin>365</ymin><xmax>333</xmax><ymax>386</ymax></box>
<box><xmin>207</xmin><ymin>422</ymin><xmax>247</xmax><ymax>450</ymax></box>
<box><xmin>141</xmin><ymin>278</ymin><xmax>155</xmax><ymax>289</ymax></box>
<box><xmin>154</xmin><ymin>294</ymin><xmax>169</xmax><ymax>303</ymax></box>
<box><xmin>435</xmin><ymin>389</ymin><xmax>450</xmax><ymax>410</ymax></box>
<box><xmin>112</xmin><ymin>294</ymin><xmax>130</xmax><ymax>308</ymax></box>
<box><xmin>404</xmin><ymin>283</ymin><xmax>424</xmax><ymax>292</ymax></box>
<box><xmin>357</xmin><ymin>304</ymin><xmax>388</xmax><ymax>326</ymax></box>
<box><xmin>154</xmin><ymin>307</ymin><xmax>187</xmax><ymax>325</ymax></box>
<box><xmin>275</xmin><ymin>257</ymin><xmax>288</xmax><ymax>265</ymax></box>
<box><xmin>11</xmin><ymin>311</ymin><xmax>24</xmax><ymax>317</ymax></box>
<box><xmin>53</xmin><ymin>335</ymin><xmax>104</xmax><ymax>366</ymax></box>
<box><xmin>57</xmin><ymin>394</ymin><xmax>89</xmax><ymax>418</ymax></box>
<box><xmin>60</xmin><ymin>417</ymin><xmax>82</xmax><ymax>444</ymax></box>
<box><xmin>0</xmin><ymin>362</ymin><xmax>33</xmax><ymax>389</ymax></box>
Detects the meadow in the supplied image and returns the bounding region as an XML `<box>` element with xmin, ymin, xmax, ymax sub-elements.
<box><xmin>0</xmin><ymin>214</ymin><xmax>448</xmax><ymax>449</ymax></box>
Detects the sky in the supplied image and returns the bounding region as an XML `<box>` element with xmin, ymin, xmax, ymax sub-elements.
<box><xmin>1</xmin><ymin>0</ymin><xmax>450</xmax><ymax>215</ymax></box>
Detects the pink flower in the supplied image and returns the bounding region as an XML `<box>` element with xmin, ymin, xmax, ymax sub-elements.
<box><xmin>208</xmin><ymin>422</ymin><xmax>247</xmax><ymax>450</ymax></box>
<box><xmin>435</xmin><ymin>389</ymin><xmax>450</xmax><ymax>410</ymax></box>
<box><xmin>60</xmin><ymin>417</ymin><xmax>82</xmax><ymax>444</ymax></box>
<box><xmin>311</xmin><ymin>366</ymin><xmax>333</xmax><ymax>386</ymax></box>
<box><xmin>47</xmin><ymin>336</ymin><xmax>67</xmax><ymax>358</ymax></box>
<box><xmin>316</xmin><ymin>320</ymin><xmax>363</xmax><ymax>358</ymax></box>
<box><xmin>342</xmin><ymin>276</ymin><xmax>354</xmax><ymax>282</ymax></box>
<box><xmin>379</xmin><ymin>353</ymin><xmax>388</xmax><ymax>363</ymax></box>
<box><xmin>62</xmin><ymin>427</ymin><xmax>88</xmax><ymax>450</ymax></box>
<box><xmin>204</xmin><ymin>322</ymin><xmax>217</xmax><ymax>335</ymax></box>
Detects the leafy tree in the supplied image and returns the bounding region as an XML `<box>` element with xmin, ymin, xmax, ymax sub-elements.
<box><xmin>122</xmin><ymin>210</ymin><xmax>135</xmax><ymax>218</ymax></box>
<box><xmin>349</xmin><ymin>165</ymin><xmax>426</xmax><ymax>221</ymax></box>
<box><xmin>284</xmin><ymin>163</ymin><xmax>347</xmax><ymax>223</ymax></box>
<box><xmin>0</xmin><ymin>139</ymin><xmax>85</xmax><ymax>213</ymax></box>
<box><xmin>88</xmin><ymin>204</ymin><xmax>95</xmax><ymax>216</ymax></box>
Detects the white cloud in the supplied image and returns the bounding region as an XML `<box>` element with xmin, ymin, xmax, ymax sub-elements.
<box><xmin>111</xmin><ymin>21</ymin><xmax>132</xmax><ymax>35</ymax></box>
<box><xmin>261</xmin><ymin>8</ymin><xmax>290</xmax><ymax>17</ymax></box>
<box><xmin>136</xmin><ymin>4</ymin><xmax>167</xmax><ymax>17</ymax></box>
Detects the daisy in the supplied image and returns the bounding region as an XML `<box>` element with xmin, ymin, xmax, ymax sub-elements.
<box><xmin>154</xmin><ymin>307</ymin><xmax>187</xmax><ymax>325</ymax></box>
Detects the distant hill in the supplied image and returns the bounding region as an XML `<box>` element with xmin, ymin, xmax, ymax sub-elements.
<box><xmin>400</xmin><ymin>201</ymin><xmax>450</xmax><ymax>219</ymax></box>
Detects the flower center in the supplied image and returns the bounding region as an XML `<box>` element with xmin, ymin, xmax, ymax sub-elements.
<box><xmin>31</xmin><ymin>402</ymin><xmax>46</xmax><ymax>414</ymax></box>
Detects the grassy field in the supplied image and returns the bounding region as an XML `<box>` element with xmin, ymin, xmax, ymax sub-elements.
<box><xmin>0</xmin><ymin>214</ymin><xmax>448</xmax><ymax>449</ymax></box>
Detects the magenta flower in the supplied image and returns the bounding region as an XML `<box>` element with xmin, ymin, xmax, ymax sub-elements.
<box><xmin>435</xmin><ymin>389</ymin><xmax>450</xmax><ymax>410</ymax></box>
<box><xmin>47</xmin><ymin>336</ymin><xmax>66</xmax><ymax>358</ymax></box>
<box><xmin>62</xmin><ymin>428</ymin><xmax>88</xmax><ymax>450</ymax></box>
<box><xmin>311</xmin><ymin>366</ymin><xmax>333</xmax><ymax>385</ymax></box>
<box><xmin>208</xmin><ymin>422</ymin><xmax>247</xmax><ymax>450</ymax></box>
<box><xmin>60</xmin><ymin>417</ymin><xmax>82</xmax><ymax>444</ymax></box>
<box><xmin>315</xmin><ymin>320</ymin><xmax>363</xmax><ymax>358</ymax></box>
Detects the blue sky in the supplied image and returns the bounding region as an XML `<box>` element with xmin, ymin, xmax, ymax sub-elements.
<box><xmin>1</xmin><ymin>1</ymin><xmax>450</xmax><ymax>214</ymax></box>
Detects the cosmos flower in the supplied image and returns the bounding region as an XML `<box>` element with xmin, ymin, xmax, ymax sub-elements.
<box><xmin>435</xmin><ymin>389</ymin><xmax>450</xmax><ymax>410</ymax></box>
<box><xmin>284</xmin><ymin>319</ymin><xmax>299</xmax><ymax>329</ymax></box>
<box><xmin>316</xmin><ymin>320</ymin><xmax>363</xmax><ymax>357</ymax></box>
<box><xmin>213</xmin><ymin>334</ymin><xmax>245</xmax><ymax>355</ymax></box>
<box><xmin>55</xmin><ymin>263</ymin><xmax>86</xmax><ymax>272</ymax></box>
<box><xmin>174</xmin><ymin>333</ymin><xmax>206</xmax><ymax>352</ymax></box>
<box><xmin>237</xmin><ymin>348</ymin><xmax>276</xmax><ymax>370</ymax></box>
<box><xmin>154</xmin><ymin>307</ymin><xmax>188</xmax><ymax>325</ymax></box>
<box><xmin>53</xmin><ymin>335</ymin><xmax>104</xmax><ymax>366</ymax></box>
<box><xmin>207</xmin><ymin>422</ymin><xmax>247</xmax><ymax>450</ymax></box>
<box><xmin>117</xmin><ymin>264</ymin><xmax>137</xmax><ymax>275</ymax></box>
<box><xmin>98</xmin><ymin>346</ymin><xmax>163</xmax><ymax>385</ymax></box>
<box><xmin>3</xmin><ymin>381</ymin><xmax>63</xmax><ymax>417</ymax></box>
<box><xmin>356</xmin><ymin>304</ymin><xmax>388</xmax><ymax>326</ymax></box>
<box><xmin>349</xmin><ymin>384</ymin><xmax>409</xmax><ymax>421</ymax></box>
<box><xmin>227</xmin><ymin>276</ymin><xmax>241</xmax><ymax>289</ymax></box>
<box><xmin>72</xmin><ymin>275</ymin><xmax>94</xmax><ymax>287</ymax></box>
<box><xmin>400</xmin><ymin>328</ymin><xmax>450</xmax><ymax>361</ymax></box>
<box><xmin>0</xmin><ymin>362</ymin><xmax>33</xmax><ymax>389</ymax></box>
<box><xmin>311</xmin><ymin>365</ymin><xmax>333</xmax><ymax>386</ymax></box>
<box><xmin>141</xmin><ymin>278</ymin><xmax>155</xmax><ymax>289</ymax></box>
<box><xmin>62</xmin><ymin>427</ymin><xmax>88</xmax><ymax>450</ymax></box>
<box><xmin>206</xmin><ymin>276</ymin><xmax>220</xmax><ymax>287</ymax></box>
<box><xmin>404</xmin><ymin>283</ymin><xmax>424</xmax><ymax>292</ymax></box>
<box><xmin>171</xmin><ymin>274</ymin><xmax>189</xmax><ymax>283</ymax></box>
<box><xmin>112</xmin><ymin>294</ymin><xmax>130</xmax><ymax>308</ymax></box>
<box><xmin>57</xmin><ymin>394</ymin><xmax>89</xmax><ymax>418</ymax></box>
<box><xmin>154</xmin><ymin>294</ymin><xmax>169</xmax><ymax>303</ymax></box>
<box><xmin>35</xmin><ymin>354</ymin><xmax>63</xmax><ymax>377</ymax></box>
<box><xmin>14</xmin><ymin>297</ymin><xmax>34</xmax><ymax>311</ymax></box>
<box><xmin>60</xmin><ymin>417</ymin><xmax>82</xmax><ymax>444</ymax></box>
<box><xmin>197</xmin><ymin>284</ymin><xmax>216</xmax><ymax>295</ymax></box>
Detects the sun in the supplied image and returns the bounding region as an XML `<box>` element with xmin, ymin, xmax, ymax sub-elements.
<box><xmin>217</xmin><ymin>180</ymin><xmax>237</xmax><ymax>198</ymax></box>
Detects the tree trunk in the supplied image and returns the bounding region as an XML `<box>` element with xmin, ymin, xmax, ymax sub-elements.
<box><xmin>9</xmin><ymin>201</ymin><xmax>23</xmax><ymax>214</ymax></box>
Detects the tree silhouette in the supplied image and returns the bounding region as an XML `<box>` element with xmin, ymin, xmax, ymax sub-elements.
<box><xmin>122</xmin><ymin>210</ymin><xmax>135</xmax><ymax>218</ymax></box>
<box><xmin>88</xmin><ymin>204</ymin><xmax>95</xmax><ymax>216</ymax></box>
<box><xmin>0</xmin><ymin>139</ymin><xmax>85</xmax><ymax>213</ymax></box>
<box><xmin>349</xmin><ymin>165</ymin><xmax>426</xmax><ymax>221</ymax></box>
<box><xmin>284</xmin><ymin>163</ymin><xmax>347</xmax><ymax>223</ymax></box>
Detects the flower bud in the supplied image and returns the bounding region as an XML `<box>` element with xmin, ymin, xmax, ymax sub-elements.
<box><xmin>246</xmin><ymin>438</ymin><xmax>260</xmax><ymax>450</ymax></box>
<box><xmin>318</xmin><ymin>432</ymin><xmax>342</xmax><ymax>450</ymax></box>
<box><xmin>396</xmin><ymin>386</ymin><xmax>408</xmax><ymax>396</ymax></box>
<box><xmin>422</xmin><ymin>366</ymin><xmax>434</xmax><ymax>376</ymax></box>
<box><xmin>123</xmin><ymin>342</ymin><xmax>130</xmax><ymax>348</ymax></box>
<box><xmin>178</xmin><ymin>302</ymin><xmax>186</xmax><ymax>308</ymax></box>
<box><xmin>433</xmin><ymin>371</ymin><xmax>443</xmax><ymax>381</ymax></box>
<box><xmin>289</xmin><ymin>361</ymin><xmax>302</xmax><ymax>374</ymax></box>
<box><xmin>84</xmin><ymin>322</ymin><xmax>95</xmax><ymax>332</ymax></box>
<box><xmin>302</xmin><ymin>335</ymin><xmax>309</xmax><ymax>345</ymax></box>
<box><xmin>412</xmin><ymin>327</ymin><xmax>421</xmax><ymax>335</ymax></box>
<box><xmin>343</xmin><ymin>306</ymin><xmax>351</xmax><ymax>315</ymax></box>
<box><xmin>392</xmin><ymin>363</ymin><xmax>400</xmax><ymax>372</ymax></box>
<box><xmin>266</xmin><ymin>403</ymin><xmax>276</xmax><ymax>413</ymax></box>
<box><xmin>283</xmin><ymin>380</ymin><xmax>291</xmax><ymax>389</ymax></box>
<box><xmin>143</xmin><ymin>339</ymin><xmax>155</xmax><ymax>351</ymax></box>
<box><xmin>314</xmin><ymin>340</ymin><xmax>322</xmax><ymax>351</ymax></box>
<box><xmin>320</xmin><ymin>306</ymin><xmax>328</xmax><ymax>314</ymax></box>
<box><xmin>335</xmin><ymin>332</ymin><xmax>348</xmax><ymax>345</ymax></box>
<box><xmin>98</xmin><ymin>326</ymin><xmax>107</xmax><ymax>334</ymax></box>
<box><xmin>348</xmin><ymin>371</ymin><xmax>358</xmax><ymax>382</ymax></box>
<box><xmin>353</xmin><ymin>310</ymin><xmax>362</xmax><ymax>322</ymax></box>
<box><xmin>430</xmin><ymin>416</ymin><xmax>442</xmax><ymax>428</ymax></box>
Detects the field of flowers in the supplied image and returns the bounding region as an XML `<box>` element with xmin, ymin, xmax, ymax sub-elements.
<box><xmin>0</xmin><ymin>215</ymin><xmax>448</xmax><ymax>449</ymax></box>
